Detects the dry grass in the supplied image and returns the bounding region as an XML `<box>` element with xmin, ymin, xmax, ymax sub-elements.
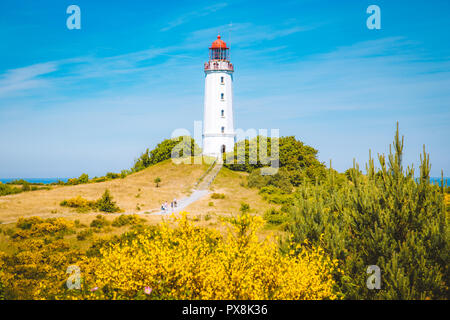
<box><xmin>0</xmin><ymin>162</ymin><xmax>287</xmax><ymax>255</ymax></box>
<box><xmin>0</xmin><ymin>158</ymin><xmax>286</xmax><ymax>246</ymax></box>
<box><xmin>186</xmin><ymin>167</ymin><xmax>278</xmax><ymax>215</ymax></box>
<box><xmin>0</xmin><ymin>158</ymin><xmax>209</xmax><ymax>224</ymax></box>
<box><xmin>183</xmin><ymin>166</ymin><xmax>282</xmax><ymax>238</ymax></box>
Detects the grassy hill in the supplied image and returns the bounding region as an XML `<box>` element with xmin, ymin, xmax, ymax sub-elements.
<box><xmin>0</xmin><ymin>158</ymin><xmax>209</xmax><ymax>224</ymax></box>
<box><xmin>0</xmin><ymin>157</ymin><xmax>276</xmax><ymax>228</ymax></box>
<box><xmin>0</xmin><ymin>158</ymin><xmax>280</xmax><ymax>255</ymax></box>
<box><xmin>183</xmin><ymin>166</ymin><xmax>281</xmax><ymax>237</ymax></box>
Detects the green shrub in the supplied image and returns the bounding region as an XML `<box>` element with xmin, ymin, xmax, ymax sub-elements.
<box><xmin>60</xmin><ymin>190</ymin><xmax>122</xmax><ymax>213</ymax></box>
<box><xmin>121</xmin><ymin>170</ymin><xmax>130</xmax><ymax>179</ymax></box>
<box><xmin>240</xmin><ymin>203</ymin><xmax>250</xmax><ymax>214</ymax></box>
<box><xmin>16</xmin><ymin>217</ymin><xmax>42</xmax><ymax>230</ymax></box>
<box><xmin>224</xmin><ymin>136</ymin><xmax>326</xmax><ymax>185</ymax></box>
<box><xmin>21</xmin><ymin>182</ymin><xmax>31</xmax><ymax>192</ymax></box>
<box><xmin>263</xmin><ymin>208</ymin><xmax>287</xmax><ymax>225</ymax></box>
<box><xmin>132</xmin><ymin>136</ymin><xmax>201</xmax><ymax>172</ymax></box>
<box><xmin>90</xmin><ymin>215</ymin><xmax>110</xmax><ymax>229</ymax></box>
<box><xmin>76</xmin><ymin>229</ymin><xmax>93</xmax><ymax>241</ymax></box>
<box><xmin>0</xmin><ymin>182</ymin><xmax>22</xmax><ymax>196</ymax></box>
<box><xmin>259</xmin><ymin>186</ymin><xmax>293</xmax><ymax>204</ymax></box>
<box><xmin>112</xmin><ymin>214</ymin><xmax>142</xmax><ymax>227</ymax></box>
<box><xmin>96</xmin><ymin>189</ymin><xmax>121</xmax><ymax>213</ymax></box>
<box><xmin>283</xmin><ymin>123</ymin><xmax>449</xmax><ymax>299</ymax></box>
<box><xmin>106</xmin><ymin>172</ymin><xmax>120</xmax><ymax>179</ymax></box>
<box><xmin>78</xmin><ymin>173</ymin><xmax>89</xmax><ymax>184</ymax></box>
<box><xmin>74</xmin><ymin>220</ymin><xmax>87</xmax><ymax>228</ymax></box>
<box><xmin>211</xmin><ymin>193</ymin><xmax>225</xmax><ymax>199</ymax></box>
<box><xmin>60</xmin><ymin>196</ymin><xmax>97</xmax><ymax>213</ymax></box>
<box><xmin>12</xmin><ymin>217</ymin><xmax>75</xmax><ymax>239</ymax></box>
<box><xmin>248</xmin><ymin>168</ymin><xmax>293</xmax><ymax>193</ymax></box>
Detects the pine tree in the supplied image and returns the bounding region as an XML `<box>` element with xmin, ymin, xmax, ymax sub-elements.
<box><xmin>284</xmin><ymin>123</ymin><xmax>448</xmax><ymax>299</ymax></box>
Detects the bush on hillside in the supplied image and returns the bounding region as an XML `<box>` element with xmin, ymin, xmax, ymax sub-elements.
<box><xmin>0</xmin><ymin>182</ymin><xmax>22</xmax><ymax>196</ymax></box>
<box><xmin>132</xmin><ymin>136</ymin><xmax>201</xmax><ymax>172</ymax></box>
<box><xmin>283</xmin><ymin>123</ymin><xmax>449</xmax><ymax>299</ymax></box>
<box><xmin>96</xmin><ymin>190</ymin><xmax>121</xmax><ymax>213</ymax></box>
<box><xmin>111</xmin><ymin>214</ymin><xmax>143</xmax><ymax>227</ymax></box>
<box><xmin>60</xmin><ymin>190</ymin><xmax>122</xmax><ymax>213</ymax></box>
<box><xmin>211</xmin><ymin>193</ymin><xmax>225</xmax><ymax>199</ymax></box>
<box><xmin>263</xmin><ymin>208</ymin><xmax>288</xmax><ymax>226</ymax></box>
<box><xmin>224</xmin><ymin>136</ymin><xmax>326</xmax><ymax>185</ymax></box>
<box><xmin>248</xmin><ymin>167</ymin><xmax>293</xmax><ymax>193</ymax></box>
<box><xmin>90</xmin><ymin>215</ymin><xmax>111</xmax><ymax>229</ymax></box>
<box><xmin>11</xmin><ymin>217</ymin><xmax>75</xmax><ymax>240</ymax></box>
<box><xmin>42</xmin><ymin>212</ymin><xmax>341</xmax><ymax>300</ymax></box>
<box><xmin>60</xmin><ymin>196</ymin><xmax>97</xmax><ymax>213</ymax></box>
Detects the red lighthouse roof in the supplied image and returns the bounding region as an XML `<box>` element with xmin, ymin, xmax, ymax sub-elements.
<box><xmin>210</xmin><ymin>35</ymin><xmax>228</xmax><ymax>49</ymax></box>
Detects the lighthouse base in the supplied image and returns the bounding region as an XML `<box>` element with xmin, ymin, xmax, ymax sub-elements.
<box><xmin>202</xmin><ymin>134</ymin><xmax>235</xmax><ymax>158</ymax></box>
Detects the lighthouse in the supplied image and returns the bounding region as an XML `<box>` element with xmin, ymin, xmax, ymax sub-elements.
<box><xmin>202</xmin><ymin>35</ymin><xmax>235</xmax><ymax>157</ymax></box>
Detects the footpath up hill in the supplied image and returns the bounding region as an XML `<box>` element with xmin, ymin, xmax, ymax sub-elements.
<box><xmin>0</xmin><ymin>158</ymin><xmax>209</xmax><ymax>223</ymax></box>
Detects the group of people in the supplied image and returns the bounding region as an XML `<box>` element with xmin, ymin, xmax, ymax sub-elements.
<box><xmin>161</xmin><ymin>198</ymin><xmax>177</xmax><ymax>212</ymax></box>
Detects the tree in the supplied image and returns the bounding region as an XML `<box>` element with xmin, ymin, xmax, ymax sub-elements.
<box><xmin>154</xmin><ymin>177</ymin><xmax>161</xmax><ymax>188</ymax></box>
<box><xmin>283</xmin><ymin>123</ymin><xmax>448</xmax><ymax>299</ymax></box>
<box><xmin>77</xmin><ymin>173</ymin><xmax>89</xmax><ymax>184</ymax></box>
<box><xmin>132</xmin><ymin>136</ymin><xmax>201</xmax><ymax>172</ymax></box>
<box><xmin>224</xmin><ymin>136</ymin><xmax>326</xmax><ymax>185</ymax></box>
<box><xmin>96</xmin><ymin>189</ymin><xmax>121</xmax><ymax>213</ymax></box>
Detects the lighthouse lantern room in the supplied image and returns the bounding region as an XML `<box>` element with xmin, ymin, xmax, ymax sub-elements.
<box><xmin>202</xmin><ymin>35</ymin><xmax>235</xmax><ymax>157</ymax></box>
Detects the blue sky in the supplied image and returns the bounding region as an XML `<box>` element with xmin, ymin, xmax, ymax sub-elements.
<box><xmin>0</xmin><ymin>0</ymin><xmax>449</xmax><ymax>178</ymax></box>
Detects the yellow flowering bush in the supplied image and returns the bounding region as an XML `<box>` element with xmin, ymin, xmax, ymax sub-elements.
<box><xmin>66</xmin><ymin>212</ymin><xmax>340</xmax><ymax>300</ymax></box>
<box><xmin>0</xmin><ymin>239</ymin><xmax>84</xmax><ymax>299</ymax></box>
<box><xmin>11</xmin><ymin>217</ymin><xmax>75</xmax><ymax>240</ymax></box>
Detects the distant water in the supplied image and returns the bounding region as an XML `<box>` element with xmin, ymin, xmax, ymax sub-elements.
<box><xmin>0</xmin><ymin>178</ymin><xmax>69</xmax><ymax>184</ymax></box>
<box><xmin>429</xmin><ymin>177</ymin><xmax>449</xmax><ymax>186</ymax></box>
<box><xmin>1</xmin><ymin>177</ymin><xmax>448</xmax><ymax>186</ymax></box>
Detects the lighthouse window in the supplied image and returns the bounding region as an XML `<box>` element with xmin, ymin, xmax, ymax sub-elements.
<box><xmin>220</xmin><ymin>93</ymin><xmax>224</xmax><ymax>100</ymax></box>
<box><xmin>221</xmin><ymin>110</ymin><xmax>224</xmax><ymax>117</ymax></box>
<box><xmin>220</xmin><ymin>76</ymin><xmax>224</xmax><ymax>84</ymax></box>
<box><xmin>221</xmin><ymin>126</ymin><xmax>225</xmax><ymax>133</ymax></box>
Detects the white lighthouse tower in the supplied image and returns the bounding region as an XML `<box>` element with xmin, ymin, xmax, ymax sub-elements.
<box><xmin>202</xmin><ymin>35</ymin><xmax>235</xmax><ymax>157</ymax></box>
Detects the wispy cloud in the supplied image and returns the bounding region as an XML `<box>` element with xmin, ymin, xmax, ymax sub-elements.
<box><xmin>237</xmin><ymin>37</ymin><xmax>450</xmax><ymax>117</ymax></box>
<box><xmin>160</xmin><ymin>3</ymin><xmax>229</xmax><ymax>32</ymax></box>
<box><xmin>0</xmin><ymin>62</ymin><xmax>58</xmax><ymax>97</ymax></box>
<box><xmin>186</xmin><ymin>22</ymin><xmax>313</xmax><ymax>49</ymax></box>
<box><xmin>0</xmin><ymin>19</ymin><xmax>317</xmax><ymax>100</ymax></box>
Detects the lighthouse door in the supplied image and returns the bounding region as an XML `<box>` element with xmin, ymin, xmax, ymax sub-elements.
<box><xmin>221</xmin><ymin>145</ymin><xmax>226</xmax><ymax>154</ymax></box>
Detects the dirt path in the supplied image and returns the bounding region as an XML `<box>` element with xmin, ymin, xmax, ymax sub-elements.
<box><xmin>0</xmin><ymin>158</ymin><xmax>223</xmax><ymax>224</ymax></box>
<box><xmin>140</xmin><ymin>158</ymin><xmax>223</xmax><ymax>215</ymax></box>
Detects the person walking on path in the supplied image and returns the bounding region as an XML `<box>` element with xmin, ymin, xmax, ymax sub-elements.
<box><xmin>173</xmin><ymin>198</ymin><xmax>177</xmax><ymax>208</ymax></box>
<box><xmin>170</xmin><ymin>201</ymin><xmax>174</xmax><ymax>211</ymax></box>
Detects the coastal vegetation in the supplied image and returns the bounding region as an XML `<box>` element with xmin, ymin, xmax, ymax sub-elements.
<box><xmin>0</xmin><ymin>124</ymin><xmax>448</xmax><ymax>300</ymax></box>
<box><xmin>60</xmin><ymin>189</ymin><xmax>122</xmax><ymax>213</ymax></box>
<box><xmin>0</xmin><ymin>212</ymin><xmax>339</xmax><ymax>300</ymax></box>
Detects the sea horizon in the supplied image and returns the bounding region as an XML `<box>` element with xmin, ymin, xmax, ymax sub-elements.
<box><xmin>0</xmin><ymin>178</ymin><xmax>69</xmax><ymax>184</ymax></box>
<box><xmin>1</xmin><ymin>176</ymin><xmax>449</xmax><ymax>185</ymax></box>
